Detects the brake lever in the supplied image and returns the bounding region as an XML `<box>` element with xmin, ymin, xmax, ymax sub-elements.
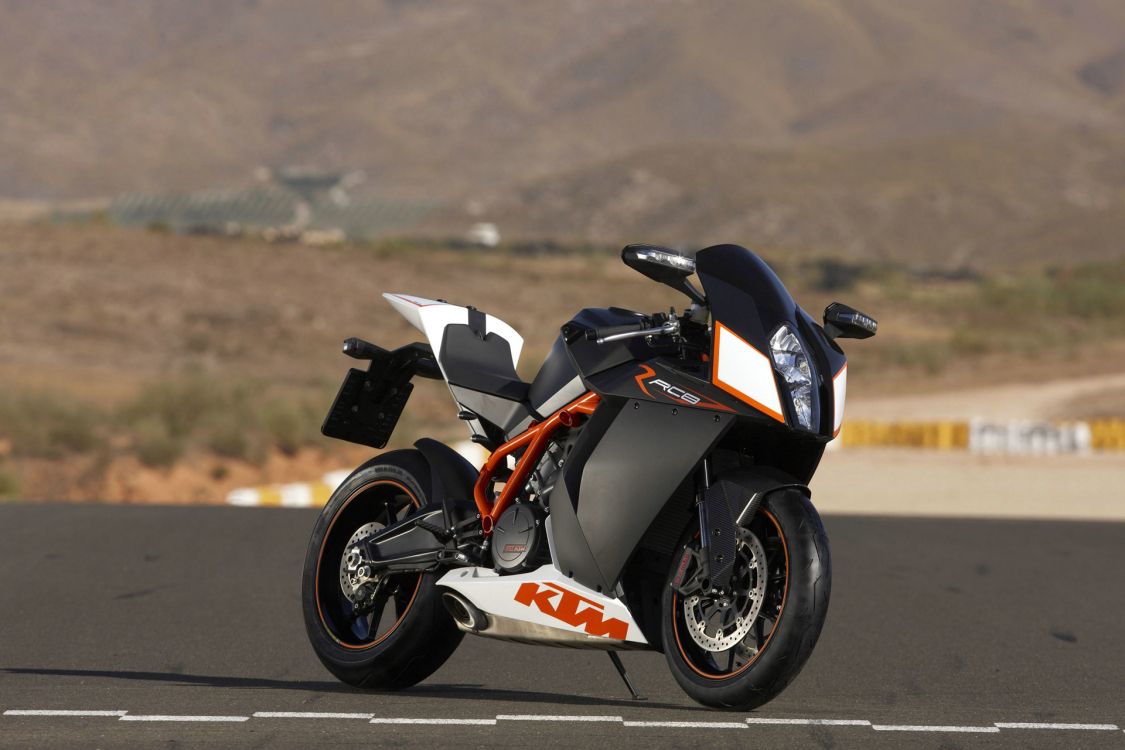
<box><xmin>596</xmin><ymin>317</ymin><xmax>680</xmax><ymax>344</ymax></box>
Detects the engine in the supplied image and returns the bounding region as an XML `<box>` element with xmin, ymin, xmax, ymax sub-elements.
<box><xmin>489</xmin><ymin>436</ymin><xmax>572</xmax><ymax>573</ymax></box>
<box><xmin>490</xmin><ymin>503</ymin><xmax>548</xmax><ymax>573</ymax></box>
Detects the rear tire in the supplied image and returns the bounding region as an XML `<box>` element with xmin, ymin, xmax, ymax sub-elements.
<box><xmin>661</xmin><ymin>489</ymin><xmax>830</xmax><ymax>710</ymax></box>
<box><xmin>301</xmin><ymin>450</ymin><xmax>463</xmax><ymax>689</ymax></box>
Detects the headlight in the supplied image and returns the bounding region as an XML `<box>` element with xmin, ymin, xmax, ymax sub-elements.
<box><xmin>769</xmin><ymin>325</ymin><xmax>818</xmax><ymax>431</ymax></box>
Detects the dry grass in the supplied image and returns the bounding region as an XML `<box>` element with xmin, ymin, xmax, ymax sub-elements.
<box><xmin>0</xmin><ymin>468</ymin><xmax>19</xmax><ymax>501</ymax></box>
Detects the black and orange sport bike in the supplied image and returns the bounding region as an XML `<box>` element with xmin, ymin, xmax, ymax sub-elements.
<box><xmin>301</xmin><ymin>243</ymin><xmax>876</xmax><ymax>709</ymax></box>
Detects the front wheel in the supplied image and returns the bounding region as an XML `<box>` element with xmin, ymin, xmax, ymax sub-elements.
<box><xmin>661</xmin><ymin>489</ymin><xmax>830</xmax><ymax>710</ymax></box>
<box><xmin>301</xmin><ymin>449</ymin><xmax>463</xmax><ymax>689</ymax></box>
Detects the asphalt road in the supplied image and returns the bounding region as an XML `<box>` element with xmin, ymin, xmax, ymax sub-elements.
<box><xmin>1</xmin><ymin>504</ymin><xmax>1123</xmax><ymax>749</ymax></box>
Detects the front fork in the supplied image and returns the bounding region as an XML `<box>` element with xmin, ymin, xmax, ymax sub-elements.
<box><xmin>674</xmin><ymin>457</ymin><xmax>740</xmax><ymax>595</ymax></box>
<box><xmin>696</xmin><ymin>458</ymin><xmax>715</xmax><ymax>580</ymax></box>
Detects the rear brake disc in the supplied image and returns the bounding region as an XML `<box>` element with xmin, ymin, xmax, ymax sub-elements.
<box><xmin>339</xmin><ymin>521</ymin><xmax>384</xmax><ymax>603</ymax></box>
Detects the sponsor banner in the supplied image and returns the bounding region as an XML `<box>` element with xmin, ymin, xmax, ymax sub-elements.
<box><xmin>968</xmin><ymin>419</ymin><xmax>1091</xmax><ymax>456</ymax></box>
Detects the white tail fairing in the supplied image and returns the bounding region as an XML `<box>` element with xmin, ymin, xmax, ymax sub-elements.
<box><xmin>383</xmin><ymin>293</ymin><xmax>524</xmax><ymax>371</ymax></box>
<box><xmin>383</xmin><ymin>292</ymin><xmax>525</xmax><ymax>439</ymax></box>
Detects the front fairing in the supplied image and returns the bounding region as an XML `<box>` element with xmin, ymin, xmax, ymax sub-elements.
<box><xmin>696</xmin><ymin>244</ymin><xmax>846</xmax><ymax>440</ymax></box>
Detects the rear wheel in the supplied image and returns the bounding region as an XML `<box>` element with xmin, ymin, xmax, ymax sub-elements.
<box><xmin>661</xmin><ymin>489</ymin><xmax>830</xmax><ymax>710</ymax></box>
<box><xmin>301</xmin><ymin>450</ymin><xmax>463</xmax><ymax>689</ymax></box>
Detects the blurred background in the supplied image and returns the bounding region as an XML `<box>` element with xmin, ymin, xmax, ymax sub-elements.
<box><xmin>1</xmin><ymin>0</ymin><xmax>1123</xmax><ymax>510</ymax></box>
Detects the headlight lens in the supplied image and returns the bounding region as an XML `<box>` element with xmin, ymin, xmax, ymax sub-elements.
<box><xmin>769</xmin><ymin>325</ymin><xmax>817</xmax><ymax>430</ymax></box>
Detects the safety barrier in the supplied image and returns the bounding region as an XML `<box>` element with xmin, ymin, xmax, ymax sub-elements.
<box><xmin>226</xmin><ymin>470</ymin><xmax>351</xmax><ymax>508</ymax></box>
<box><xmin>838</xmin><ymin>421</ymin><xmax>970</xmax><ymax>451</ymax></box>
<box><xmin>1090</xmin><ymin>419</ymin><xmax>1125</xmax><ymax>451</ymax></box>
<box><xmin>837</xmin><ymin>418</ymin><xmax>1125</xmax><ymax>454</ymax></box>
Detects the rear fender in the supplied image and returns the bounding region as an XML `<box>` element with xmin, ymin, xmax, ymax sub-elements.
<box><xmin>414</xmin><ymin>438</ymin><xmax>480</xmax><ymax>530</ymax></box>
<box><xmin>357</xmin><ymin>441</ymin><xmax>479</xmax><ymax>574</ymax></box>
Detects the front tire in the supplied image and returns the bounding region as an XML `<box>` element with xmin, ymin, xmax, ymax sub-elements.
<box><xmin>301</xmin><ymin>450</ymin><xmax>463</xmax><ymax>689</ymax></box>
<box><xmin>661</xmin><ymin>489</ymin><xmax>830</xmax><ymax>710</ymax></box>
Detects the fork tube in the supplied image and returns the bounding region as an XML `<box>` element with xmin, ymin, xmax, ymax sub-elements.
<box><xmin>696</xmin><ymin>457</ymin><xmax>712</xmax><ymax>583</ymax></box>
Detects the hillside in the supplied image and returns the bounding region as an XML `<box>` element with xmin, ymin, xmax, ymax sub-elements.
<box><xmin>4</xmin><ymin>0</ymin><xmax>1125</xmax><ymax>205</ymax></box>
<box><xmin>486</xmin><ymin>125</ymin><xmax>1125</xmax><ymax>267</ymax></box>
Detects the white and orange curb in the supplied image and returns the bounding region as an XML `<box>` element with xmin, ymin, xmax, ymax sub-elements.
<box><xmin>225</xmin><ymin>441</ymin><xmax>487</xmax><ymax>507</ymax></box>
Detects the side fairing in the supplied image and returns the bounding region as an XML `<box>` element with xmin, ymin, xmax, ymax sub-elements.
<box><xmin>547</xmin><ymin>397</ymin><xmax>732</xmax><ymax>593</ymax></box>
<box><xmin>436</xmin><ymin>565</ymin><xmax>649</xmax><ymax>646</ymax></box>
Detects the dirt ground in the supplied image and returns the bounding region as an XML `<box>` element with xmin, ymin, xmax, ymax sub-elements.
<box><xmin>847</xmin><ymin>371</ymin><xmax>1125</xmax><ymax>422</ymax></box>
<box><xmin>815</xmin><ymin>448</ymin><xmax>1125</xmax><ymax>520</ymax></box>
<box><xmin>820</xmin><ymin>372</ymin><xmax>1125</xmax><ymax>520</ymax></box>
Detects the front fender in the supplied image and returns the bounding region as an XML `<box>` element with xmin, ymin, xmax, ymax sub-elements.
<box><xmin>711</xmin><ymin>466</ymin><xmax>811</xmax><ymax>524</ymax></box>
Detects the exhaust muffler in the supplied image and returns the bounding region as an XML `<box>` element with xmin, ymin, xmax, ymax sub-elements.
<box><xmin>441</xmin><ymin>591</ymin><xmax>488</xmax><ymax>631</ymax></box>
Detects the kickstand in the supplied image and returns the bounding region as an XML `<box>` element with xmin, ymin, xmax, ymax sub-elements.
<box><xmin>607</xmin><ymin>651</ymin><xmax>645</xmax><ymax>701</ymax></box>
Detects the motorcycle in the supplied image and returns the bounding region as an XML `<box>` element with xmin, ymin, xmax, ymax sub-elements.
<box><xmin>301</xmin><ymin>243</ymin><xmax>876</xmax><ymax>709</ymax></box>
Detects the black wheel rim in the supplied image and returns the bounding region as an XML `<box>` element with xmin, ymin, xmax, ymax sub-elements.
<box><xmin>315</xmin><ymin>480</ymin><xmax>423</xmax><ymax>649</ymax></box>
<box><xmin>672</xmin><ymin>509</ymin><xmax>788</xmax><ymax>679</ymax></box>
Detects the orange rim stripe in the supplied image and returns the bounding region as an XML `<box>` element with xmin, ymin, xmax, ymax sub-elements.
<box><xmin>315</xmin><ymin>479</ymin><xmax>423</xmax><ymax>651</ymax></box>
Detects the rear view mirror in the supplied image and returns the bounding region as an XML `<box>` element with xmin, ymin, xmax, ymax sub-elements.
<box><xmin>622</xmin><ymin>244</ymin><xmax>705</xmax><ymax>305</ymax></box>
<box><xmin>823</xmin><ymin>302</ymin><xmax>877</xmax><ymax>340</ymax></box>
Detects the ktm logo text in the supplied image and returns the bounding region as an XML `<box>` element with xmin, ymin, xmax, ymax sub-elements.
<box><xmin>513</xmin><ymin>582</ymin><xmax>628</xmax><ymax>640</ymax></box>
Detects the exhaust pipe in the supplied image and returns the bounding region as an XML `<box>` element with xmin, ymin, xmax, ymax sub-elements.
<box><xmin>441</xmin><ymin>591</ymin><xmax>488</xmax><ymax>631</ymax></box>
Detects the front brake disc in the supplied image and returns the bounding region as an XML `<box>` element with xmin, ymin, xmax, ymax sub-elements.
<box><xmin>683</xmin><ymin>529</ymin><xmax>768</xmax><ymax>652</ymax></box>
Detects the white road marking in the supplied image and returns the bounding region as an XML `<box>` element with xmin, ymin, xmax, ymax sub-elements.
<box><xmin>496</xmin><ymin>715</ymin><xmax>623</xmax><ymax>722</ymax></box>
<box><xmin>369</xmin><ymin>718</ymin><xmax>497</xmax><ymax>725</ymax></box>
<box><xmin>995</xmin><ymin>722</ymin><xmax>1120</xmax><ymax>730</ymax></box>
<box><xmin>119</xmin><ymin>715</ymin><xmax>249</xmax><ymax>722</ymax></box>
<box><xmin>746</xmin><ymin>718</ymin><xmax>872</xmax><ymax>726</ymax></box>
<box><xmin>253</xmin><ymin>711</ymin><xmax>375</xmax><ymax>719</ymax></box>
<box><xmin>623</xmin><ymin>721</ymin><xmax>746</xmax><ymax>729</ymax></box>
<box><xmin>7</xmin><ymin>709</ymin><xmax>1125</xmax><ymax>734</ymax></box>
<box><xmin>4</xmin><ymin>710</ymin><xmax>128</xmax><ymax>717</ymax></box>
<box><xmin>873</xmin><ymin>724</ymin><xmax>1000</xmax><ymax>733</ymax></box>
